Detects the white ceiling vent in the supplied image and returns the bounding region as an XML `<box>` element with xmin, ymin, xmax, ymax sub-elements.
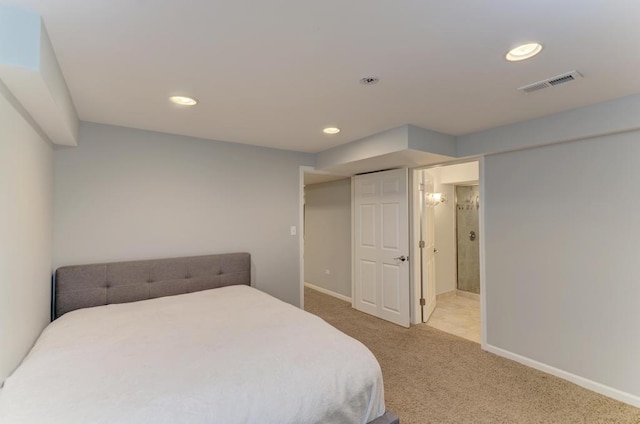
<box><xmin>518</xmin><ymin>70</ymin><xmax>583</xmax><ymax>94</ymax></box>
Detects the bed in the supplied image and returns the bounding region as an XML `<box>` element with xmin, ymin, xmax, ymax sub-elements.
<box><xmin>0</xmin><ymin>253</ymin><xmax>399</xmax><ymax>424</ymax></box>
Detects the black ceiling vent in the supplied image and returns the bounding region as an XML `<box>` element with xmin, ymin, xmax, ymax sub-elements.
<box><xmin>360</xmin><ymin>76</ymin><xmax>380</xmax><ymax>85</ymax></box>
<box><xmin>548</xmin><ymin>74</ymin><xmax>576</xmax><ymax>86</ymax></box>
<box><xmin>518</xmin><ymin>71</ymin><xmax>583</xmax><ymax>94</ymax></box>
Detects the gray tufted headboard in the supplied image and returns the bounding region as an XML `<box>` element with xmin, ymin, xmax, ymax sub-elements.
<box><xmin>54</xmin><ymin>252</ymin><xmax>251</xmax><ymax>319</ymax></box>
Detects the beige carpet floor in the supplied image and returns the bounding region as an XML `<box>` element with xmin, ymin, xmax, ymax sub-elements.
<box><xmin>304</xmin><ymin>288</ymin><xmax>640</xmax><ymax>424</ymax></box>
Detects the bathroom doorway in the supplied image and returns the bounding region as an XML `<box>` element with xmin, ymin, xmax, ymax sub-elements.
<box><xmin>414</xmin><ymin>161</ymin><xmax>481</xmax><ymax>343</ymax></box>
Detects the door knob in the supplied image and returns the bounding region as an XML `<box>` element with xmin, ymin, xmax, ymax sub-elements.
<box><xmin>394</xmin><ymin>255</ymin><xmax>408</xmax><ymax>262</ymax></box>
<box><xmin>469</xmin><ymin>231</ymin><xmax>477</xmax><ymax>241</ymax></box>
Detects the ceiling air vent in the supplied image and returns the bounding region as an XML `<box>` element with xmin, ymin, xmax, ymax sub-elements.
<box><xmin>518</xmin><ymin>70</ymin><xmax>583</xmax><ymax>94</ymax></box>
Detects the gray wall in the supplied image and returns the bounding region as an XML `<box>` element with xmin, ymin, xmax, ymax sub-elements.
<box><xmin>484</xmin><ymin>132</ymin><xmax>640</xmax><ymax>397</ymax></box>
<box><xmin>304</xmin><ymin>178</ymin><xmax>352</xmax><ymax>298</ymax></box>
<box><xmin>457</xmin><ymin>94</ymin><xmax>640</xmax><ymax>157</ymax></box>
<box><xmin>54</xmin><ymin>122</ymin><xmax>313</xmax><ymax>306</ymax></box>
<box><xmin>0</xmin><ymin>82</ymin><xmax>53</xmax><ymax>383</ymax></box>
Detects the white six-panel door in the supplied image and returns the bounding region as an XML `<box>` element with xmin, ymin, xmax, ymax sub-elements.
<box><xmin>354</xmin><ymin>169</ymin><xmax>410</xmax><ymax>328</ymax></box>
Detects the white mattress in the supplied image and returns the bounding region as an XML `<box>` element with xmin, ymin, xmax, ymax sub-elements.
<box><xmin>0</xmin><ymin>285</ymin><xmax>385</xmax><ymax>424</ymax></box>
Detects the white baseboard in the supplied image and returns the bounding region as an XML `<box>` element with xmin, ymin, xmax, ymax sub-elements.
<box><xmin>484</xmin><ymin>344</ymin><xmax>640</xmax><ymax>408</ymax></box>
<box><xmin>456</xmin><ymin>289</ymin><xmax>480</xmax><ymax>301</ymax></box>
<box><xmin>304</xmin><ymin>282</ymin><xmax>352</xmax><ymax>303</ymax></box>
<box><xmin>436</xmin><ymin>290</ymin><xmax>456</xmax><ymax>300</ymax></box>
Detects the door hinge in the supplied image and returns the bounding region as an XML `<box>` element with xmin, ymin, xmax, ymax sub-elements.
<box><xmin>420</xmin><ymin>298</ymin><xmax>426</xmax><ymax>306</ymax></box>
<box><xmin>418</xmin><ymin>240</ymin><xmax>425</xmax><ymax>248</ymax></box>
<box><xmin>419</xmin><ymin>183</ymin><xmax>425</xmax><ymax>192</ymax></box>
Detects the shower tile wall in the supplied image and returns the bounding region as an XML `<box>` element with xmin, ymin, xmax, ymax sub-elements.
<box><xmin>456</xmin><ymin>186</ymin><xmax>480</xmax><ymax>294</ymax></box>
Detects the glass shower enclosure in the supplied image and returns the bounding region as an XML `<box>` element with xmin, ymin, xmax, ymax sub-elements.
<box><xmin>456</xmin><ymin>185</ymin><xmax>480</xmax><ymax>294</ymax></box>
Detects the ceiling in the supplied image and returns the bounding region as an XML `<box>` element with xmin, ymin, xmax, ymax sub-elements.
<box><xmin>304</xmin><ymin>172</ymin><xmax>348</xmax><ymax>186</ymax></box>
<box><xmin>4</xmin><ymin>0</ymin><xmax>640</xmax><ymax>153</ymax></box>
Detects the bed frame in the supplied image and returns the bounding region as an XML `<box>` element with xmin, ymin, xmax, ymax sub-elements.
<box><xmin>53</xmin><ymin>252</ymin><xmax>399</xmax><ymax>424</ymax></box>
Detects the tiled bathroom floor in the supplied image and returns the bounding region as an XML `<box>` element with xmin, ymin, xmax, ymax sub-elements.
<box><xmin>425</xmin><ymin>293</ymin><xmax>481</xmax><ymax>343</ymax></box>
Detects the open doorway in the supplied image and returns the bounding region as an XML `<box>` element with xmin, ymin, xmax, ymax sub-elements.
<box><xmin>300</xmin><ymin>168</ymin><xmax>353</xmax><ymax>311</ymax></box>
<box><xmin>412</xmin><ymin>161</ymin><xmax>481</xmax><ymax>343</ymax></box>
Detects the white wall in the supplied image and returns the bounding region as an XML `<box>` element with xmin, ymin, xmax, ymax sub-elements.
<box><xmin>54</xmin><ymin>122</ymin><xmax>314</xmax><ymax>306</ymax></box>
<box><xmin>440</xmin><ymin>161</ymin><xmax>479</xmax><ymax>185</ymax></box>
<box><xmin>315</xmin><ymin>126</ymin><xmax>409</xmax><ymax>170</ymax></box>
<box><xmin>0</xmin><ymin>82</ymin><xmax>53</xmax><ymax>383</ymax></box>
<box><xmin>434</xmin><ymin>182</ymin><xmax>456</xmax><ymax>295</ymax></box>
<box><xmin>304</xmin><ymin>178</ymin><xmax>351</xmax><ymax>298</ymax></box>
<box><xmin>484</xmin><ymin>132</ymin><xmax>640</xmax><ymax>402</ymax></box>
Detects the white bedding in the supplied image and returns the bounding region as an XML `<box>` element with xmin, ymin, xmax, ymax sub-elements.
<box><xmin>0</xmin><ymin>285</ymin><xmax>385</xmax><ymax>424</ymax></box>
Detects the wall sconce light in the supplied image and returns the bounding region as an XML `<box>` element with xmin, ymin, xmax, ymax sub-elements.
<box><xmin>426</xmin><ymin>192</ymin><xmax>447</xmax><ymax>206</ymax></box>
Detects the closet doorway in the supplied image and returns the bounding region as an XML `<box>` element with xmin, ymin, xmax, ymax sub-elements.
<box><xmin>300</xmin><ymin>168</ymin><xmax>353</xmax><ymax>310</ymax></box>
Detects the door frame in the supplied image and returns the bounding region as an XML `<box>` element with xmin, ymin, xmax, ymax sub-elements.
<box><xmin>298</xmin><ymin>166</ymin><xmax>313</xmax><ymax>309</ymax></box>
<box><xmin>409</xmin><ymin>169</ymin><xmax>422</xmax><ymax>324</ymax></box>
<box><xmin>478</xmin><ymin>156</ymin><xmax>487</xmax><ymax>347</ymax></box>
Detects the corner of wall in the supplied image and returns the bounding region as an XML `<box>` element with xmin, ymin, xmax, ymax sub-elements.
<box><xmin>0</xmin><ymin>81</ymin><xmax>54</xmax><ymax>383</ymax></box>
<box><xmin>0</xmin><ymin>5</ymin><xmax>79</xmax><ymax>147</ymax></box>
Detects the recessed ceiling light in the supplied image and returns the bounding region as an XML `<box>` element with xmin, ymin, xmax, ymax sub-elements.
<box><xmin>505</xmin><ymin>43</ymin><xmax>543</xmax><ymax>62</ymax></box>
<box><xmin>169</xmin><ymin>95</ymin><xmax>198</xmax><ymax>106</ymax></box>
<box><xmin>323</xmin><ymin>127</ymin><xmax>341</xmax><ymax>135</ymax></box>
